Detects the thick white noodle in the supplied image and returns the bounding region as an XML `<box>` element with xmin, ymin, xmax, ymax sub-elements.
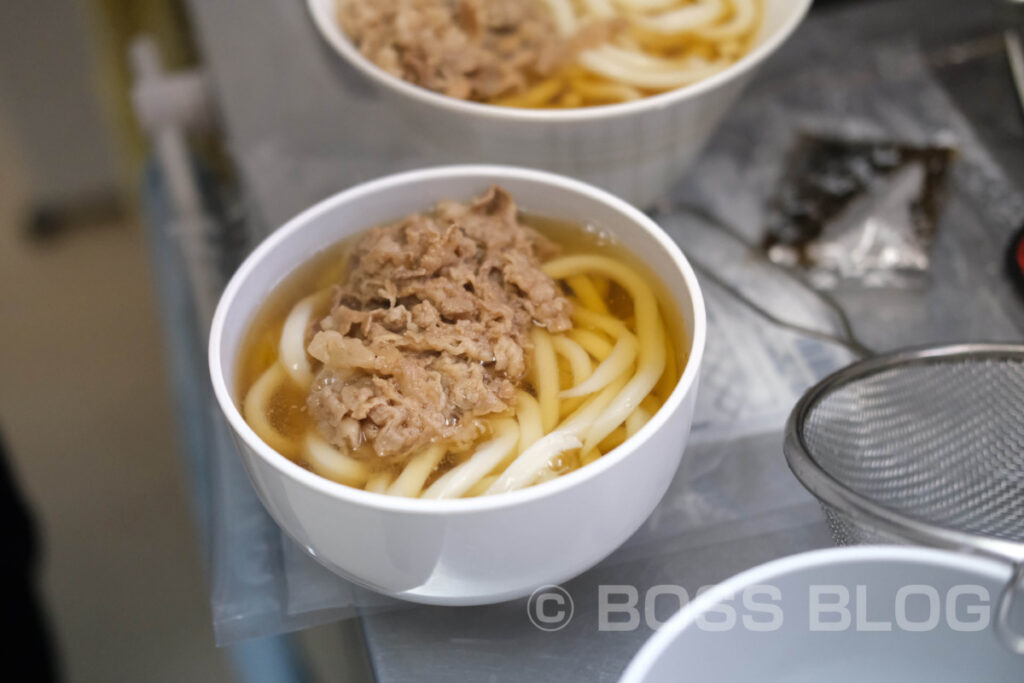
<box><xmin>567</xmin><ymin>275</ymin><xmax>610</xmax><ymax>314</ymax></box>
<box><xmin>487</xmin><ymin>371</ymin><xmax>631</xmax><ymax>494</ymax></box>
<box><xmin>243</xmin><ymin>363</ymin><xmax>296</xmax><ymax>457</ymax></box>
<box><xmin>552</xmin><ymin>336</ymin><xmax>594</xmax><ymax>386</ymax></box>
<box><xmin>387</xmin><ymin>444</ymin><xmax>447</xmax><ymax>497</ymax></box>
<box><xmin>543</xmin><ymin>255</ymin><xmax>666</xmax><ymax>454</ymax></box>
<box><xmin>279</xmin><ymin>292</ymin><xmax>325</xmax><ymax>388</ymax></box>
<box><xmin>632</xmin><ymin>0</ymin><xmax>724</xmax><ymax>33</ymax></box>
<box><xmin>535</xmin><ymin>467</ymin><xmax>561</xmax><ymax>484</ymax></box>
<box><xmin>593</xmin><ymin>44</ymin><xmax>711</xmax><ymax>72</ymax></box>
<box><xmin>552</xmin><ymin>335</ymin><xmax>594</xmax><ymax>417</ymax></box>
<box><xmin>515</xmin><ymin>392</ymin><xmax>544</xmax><ymax>455</ymax></box>
<box><xmin>611</xmin><ymin>0</ymin><xmax>684</xmax><ymax>11</ymax></box>
<box><xmin>531</xmin><ymin>328</ymin><xmax>560</xmax><ymax>432</ymax></box>
<box><xmin>539</xmin><ymin>0</ymin><xmax>578</xmax><ymax>35</ymax></box>
<box><xmin>695</xmin><ymin>0</ymin><xmax>756</xmax><ymax>40</ymax></box>
<box><xmin>578</xmin><ymin>46</ymin><xmax>728</xmax><ymax>89</ymax></box>
<box><xmin>625</xmin><ymin>407</ymin><xmax>652</xmax><ymax>437</ymax></box>
<box><xmin>569</xmin><ymin>79</ymin><xmax>643</xmax><ymax>103</ymax></box>
<box><xmin>366</xmin><ymin>470</ymin><xmax>395</xmax><ymax>494</ymax></box>
<box><xmin>304</xmin><ymin>432</ymin><xmax>370</xmax><ymax>487</ymax></box>
<box><xmin>560</xmin><ymin>331</ymin><xmax>637</xmax><ymax>398</ymax></box>
<box><xmin>485</xmin><ymin>431</ymin><xmax>583</xmax><ymax>495</ymax></box>
<box><xmin>582</xmin><ymin>0</ymin><xmax>616</xmax><ymax>18</ymax></box>
<box><xmin>573</xmin><ymin>305</ymin><xmax>628</xmax><ymax>337</ymax></box>
<box><xmin>422</xmin><ymin>421</ymin><xmax>519</xmax><ymax>499</ymax></box>
<box><xmin>465</xmin><ymin>474</ymin><xmax>500</xmax><ymax>498</ymax></box>
<box><xmin>569</xmin><ymin>328</ymin><xmax>614</xmax><ymax>360</ymax></box>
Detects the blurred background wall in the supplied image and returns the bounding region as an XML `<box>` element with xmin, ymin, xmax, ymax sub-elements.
<box><xmin>0</xmin><ymin>1</ymin><xmax>236</xmax><ymax>681</ymax></box>
<box><xmin>0</xmin><ymin>0</ymin><xmax>118</xmax><ymax>210</ymax></box>
<box><xmin>0</xmin><ymin>0</ymin><xmax>197</xmax><ymax>226</ymax></box>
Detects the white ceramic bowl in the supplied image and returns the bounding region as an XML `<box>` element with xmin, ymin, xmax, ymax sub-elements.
<box><xmin>209</xmin><ymin>165</ymin><xmax>706</xmax><ymax>605</ymax></box>
<box><xmin>308</xmin><ymin>0</ymin><xmax>812</xmax><ymax>208</ymax></box>
<box><xmin>621</xmin><ymin>547</ymin><xmax>1023</xmax><ymax>683</ymax></box>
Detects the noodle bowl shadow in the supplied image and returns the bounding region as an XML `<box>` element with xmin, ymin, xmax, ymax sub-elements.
<box><xmin>209</xmin><ymin>166</ymin><xmax>706</xmax><ymax>605</ymax></box>
<box><xmin>307</xmin><ymin>0</ymin><xmax>812</xmax><ymax>209</ymax></box>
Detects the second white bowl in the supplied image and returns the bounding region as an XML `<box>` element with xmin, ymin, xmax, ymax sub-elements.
<box><xmin>308</xmin><ymin>0</ymin><xmax>813</xmax><ymax>208</ymax></box>
<box><xmin>621</xmin><ymin>547</ymin><xmax>1022</xmax><ymax>682</ymax></box>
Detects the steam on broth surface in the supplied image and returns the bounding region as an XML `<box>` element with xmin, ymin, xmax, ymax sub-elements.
<box><xmin>337</xmin><ymin>0</ymin><xmax>762</xmax><ymax>108</ymax></box>
<box><xmin>237</xmin><ymin>187</ymin><xmax>686</xmax><ymax>498</ymax></box>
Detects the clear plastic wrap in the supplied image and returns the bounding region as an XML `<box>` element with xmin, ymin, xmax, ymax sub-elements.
<box><xmin>763</xmin><ymin>135</ymin><xmax>956</xmax><ymax>288</ymax></box>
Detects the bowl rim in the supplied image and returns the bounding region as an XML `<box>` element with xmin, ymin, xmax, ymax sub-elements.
<box><xmin>619</xmin><ymin>545</ymin><xmax>1012</xmax><ymax>683</ymax></box>
<box><xmin>306</xmin><ymin>0</ymin><xmax>814</xmax><ymax>123</ymax></box>
<box><xmin>208</xmin><ymin>164</ymin><xmax>707</xmax><ymax>515</ymax></box>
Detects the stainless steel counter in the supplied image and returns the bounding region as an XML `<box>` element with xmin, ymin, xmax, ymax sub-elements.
<box><xmin>163</xmin><ymin>0</ymin><xmax>1024</xmax><ymax>679</ymax></box>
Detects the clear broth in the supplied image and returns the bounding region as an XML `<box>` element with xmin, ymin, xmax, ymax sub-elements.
<box><xmin>236</xmin><ymin>212</ymin><xmax>689</xmax><ymax>488</ymax></box>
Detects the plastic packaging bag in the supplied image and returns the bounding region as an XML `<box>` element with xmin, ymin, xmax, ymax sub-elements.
<box><xmin>763</xmin><ymin>135</ymin><xmax>956</xmax><ymax>288</ymax></box>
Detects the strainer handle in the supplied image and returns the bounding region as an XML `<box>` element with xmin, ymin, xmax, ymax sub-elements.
<box><xmin>996</xmin><ymin>562</ymin><xmax>1024</xmax><ymax>655</ymax></box>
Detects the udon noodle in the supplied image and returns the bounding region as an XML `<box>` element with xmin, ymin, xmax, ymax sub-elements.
<box><xmin>237</xmin><ymin>188</ymin><xmax>685</xmax><ymax>498</ymax></box>
<box><xmin>338</xmin><ymin>0</ymin><xmax>762</xmax><ymax>108</ymax></box>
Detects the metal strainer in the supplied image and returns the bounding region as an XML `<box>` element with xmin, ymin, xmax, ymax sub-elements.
<box><xmin>784</xmin><ymin>343</ymin><xmax>1024</xmax><ymax>653</ymax></box>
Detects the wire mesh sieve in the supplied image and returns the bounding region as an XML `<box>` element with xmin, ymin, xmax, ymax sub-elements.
<box><xmin>784</xmin><ymin>344</ymin><xmax>1024</xmax><ymax>653</ymax></box>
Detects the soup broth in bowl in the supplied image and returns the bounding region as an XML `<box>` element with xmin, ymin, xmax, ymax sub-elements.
<box><xmin>237</xmin><ymin>186</ymin><xmax>686</xmax><ymax>500</ymax></box>
<box><xmin>210</xmin><ymin>166</ymin><xmax>705</xmax><ymax>603</ymax></box>
<box><xmin>339</xmin><ymin>0</ymin><xmax>764</xmax><ymax>108</ymax></box>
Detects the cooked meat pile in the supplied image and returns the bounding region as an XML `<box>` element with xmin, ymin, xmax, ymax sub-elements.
<box><xmin>337</xmin><ymin>0</ymin><xmax>566</xmax><ymax>100</ymax></box>
<box><xmin>307</xmin><ymin>187</ymin><xmax>573</xmax><ymax>460</ymax></box>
